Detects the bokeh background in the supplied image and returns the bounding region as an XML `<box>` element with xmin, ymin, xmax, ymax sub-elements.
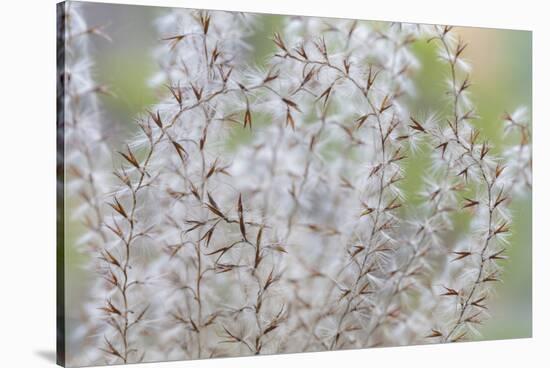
<box><xmin>65</xmin><ymin>1</ymin><xmax>531</xmax><ymax>354</ymax></box>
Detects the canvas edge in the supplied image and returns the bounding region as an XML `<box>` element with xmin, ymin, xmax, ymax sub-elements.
<box><xmin>56</xmin><ymin>1</ymin><xmax>67</xmax><ymax>367</ymax></box>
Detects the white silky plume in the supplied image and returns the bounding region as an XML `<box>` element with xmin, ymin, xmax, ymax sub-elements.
<box><xmin>69</xmin><ymin>9</ymin><xmax>532</xmax><ymax>365</ymax></box>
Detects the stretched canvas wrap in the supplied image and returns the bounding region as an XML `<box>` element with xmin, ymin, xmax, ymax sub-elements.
<box><xmin>57</xmin><ymin>1</ymin><xmax>532</xmax><ymax>366</ymax></box>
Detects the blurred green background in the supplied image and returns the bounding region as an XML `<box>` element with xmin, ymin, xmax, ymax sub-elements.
<box><xmin>67</xmin><ymin>3</ymin><xmax>531</xmax><ymax>349</ymax></box>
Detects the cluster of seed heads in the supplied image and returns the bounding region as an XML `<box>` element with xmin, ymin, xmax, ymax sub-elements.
<box><xmin>60</xmin><ymin>5</ymin><xmax>531</xmax><ymax>366</ymax></box>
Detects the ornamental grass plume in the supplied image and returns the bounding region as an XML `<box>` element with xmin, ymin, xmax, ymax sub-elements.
<box><xmin>58</xmin><ymin>2</ymin><xmax>115</xmax><ymax>365</ymax></box>
<box><xmin>61</xmin><ymin>1</ymin><xmax>111</xmax><ymax>259</ymax></box>
<box><xmin>235</xmin><ymin>18</ymin><xmax>425</xmax><ymax>351</ymax></box>
<box><xmin>60</xmin><ymin>5</ymin><xmax>532</xmax><ymax>366</ymax></box>
<box><xmin>421</xmin><ymin>26</ymin><xmax>532</xmax><ymax>343</ymax></box>
<box><xmin>96</xmin><ymin>8</ymin><xmax>262</xmax><ymax>363</ymax></box>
